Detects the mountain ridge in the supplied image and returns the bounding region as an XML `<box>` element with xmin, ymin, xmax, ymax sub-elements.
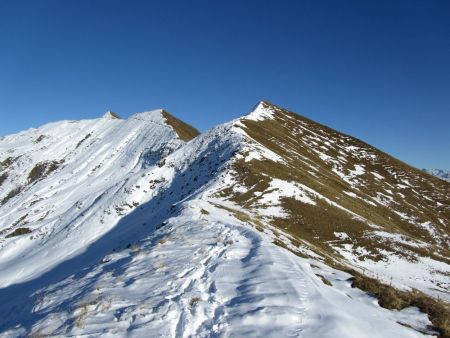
<box><xmin>423</xmin><ymin>168</ymin><xmax>450</xmax><ymax>182</ymax></box>
<box><xmin>0</xmin><ymin>102</ymin><xmax>448</xmax><ymax>337</ymax></box>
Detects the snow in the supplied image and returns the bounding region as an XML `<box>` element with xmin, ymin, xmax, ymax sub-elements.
<box><xmin>129</xmin><ymin>109</ymin><xmax>167</xmax><ymax>122</ymax></box>
<box><xmin>419</xmin><ymin>221</ymin><xmax>441</xmax><ymax>242</ymax></box>
<box><xmin>350</xmin><ymin>164</ymin><xmax>365</xmax><ymax>176</ymax></box>
<box><xmin>244</xmin><ymin>101</ymin><xmax>276</xmax><ymax>121</ymax></box>
<box><xmin>343</xmin><ymin>191</ymin><xmax>357</xmax><ymax>198</ymax></box>
<box><xmin>256</xmin><ymin>178</ymin><xmax>316</xmax><ymax>216</ymax></box>
<box><xmin>370</xmin><ymin>231</ymin><xmax>429</xmax><ymax>249</ymax></box>
<box><xmin>308</xmin><ymin>262</ymin><xmax>437</xmax><ymax>336</ymax></box>
<box><xmin>331</xmin><ymin>164</ymin><xmax>365</xmax><ymax>187</ymax></box>
<box><xmin>235</xmin><ymin>141</ymin><xmax>285</xmax><ymax>164</ymax></box>
<box><xmin>0</xmin><ymin>104</ymin><xmax>446</xmax><ymax>337</ymax></box>
<box><xmin>393</xmin><ymin>210</ymin><xmax>416</xmax><ymax>223</ymax></box>
<box><xmin>0</xmin><ymin>110</ymin><xmax>184</xmax><ymax>287</ymax></box>
<box><xmin>373</xmin><ymin>191</ymin><xmax>396</xmax><ymax>207</ymax></box>
<box><xmin>423</xmin><ymin>168</ymin><xmax>450</xmax><ymax>182</ymax></box>
<box><xmin>332</xmin><ymin>243</ymin><xmax>449</xmax><ymax>301</ymax></box>
<box><xmin>334</xmin><ymin>232</ymin><xmax>350</xmax><ymax>240</ymax></box>
<box><xmin>371</xmin><ymin>172</ymin><xmax>384</xmax><ymax>180</ymax></box>
<box><xmin>102</xmin><ymin>111</ymin><xmax>121</xmax><ymax>119</ymax></box>
<box><xmin>231</xmin><ymin>123</ymin><xmax>285</xmax><ymax>164</ymax></box>
<box><xmin>0</xmin><ymin>202</ymin><xmax>435</xmax><ymax>337</ymax></box>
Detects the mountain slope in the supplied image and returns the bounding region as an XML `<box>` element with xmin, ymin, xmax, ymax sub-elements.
<box><xmin>219</xmin><ymin>101</ymin><xmax>449</xmax><ymax>300</ymax></box>
<box><xmin>423</xmin><ymin>169</ymin><xmax>450</xmax><ymax>182</ymax></box>
<box><xmin>0</xmin><ymin>110</ymin><xmax>197</xmax><ymax>287</ymax></box>
<box><xmin>0</xmin><ymin>103</ymin><xmax>448</xmax><ymax>337</ymax></box>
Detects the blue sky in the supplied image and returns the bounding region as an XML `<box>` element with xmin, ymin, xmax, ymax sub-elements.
<box><xmin>0</xmin><ymin>0</ymin><xmax>449</xmax><ymax>169</ymax></box>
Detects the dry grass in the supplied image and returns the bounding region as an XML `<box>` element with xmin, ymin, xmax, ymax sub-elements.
<box><xmin>315</xmin><ymin>274</ymin><xmax>332</xmax><ymax>286</ymax></box>
<box><xmin>217</xmin><ymin>100</ymin><xmax>449</xmax><ymax>263</ymax></box>
<box><xmin>0</xmin><ymin>172</ymin><xmax>7</xmax><ymax>187</ymax></box>
<box><xmin>189</xmin><ymin>296</ymin><xmax>201</xmax><ymax>307</ymax></box>
<box><xmin>28</xmin><ymin>160</ymin><xmax>61</xmax><ymax>184</ymax></box>
<box><xmin>0</xmin><ymin>156</ymin><xmax>16</xmax><ymax>170</ymax></box>
<box><xmin>12</xmin><ymin>213</ymin><xmax>28</xmax><ymax>227</ymax></box>
<box><xmin>29</xmin><ymin>330</ymin><xmax>49</xmax><ymax>338</ymax></box>
<box><xmin>0</xmin><ymin>186</ymin><xmax>22</xmax><ymax>206</ymax></box>
<box><xmin>107</xmin><ymin>111</ymin><xmax>121</xmax><ymax>119</ymax></box>
<box><xmin>347</xmin><ymin>270</ymin><xmax>450</xmax><ymax>338</ymax></box>
<box><xmin>162</xmin><ymin>110</ymin><xmax>200</xmax><ymax>141</ymax></box>
<box><xmin>158</xmin><ymin>238</ymin><xmax>168</xmax><ymax>245</ymax></box>
<box><xmin>6</xmin><ymin>227</ymin><xmax>32</xmax><ymax>238</ymax></box>
<box><xmin>75</xmin><ymin>303</ymin><xmax>89</xmax><ymax>328</ymax></box>
<box><xmin>213</xmin><ymin>101</ymin><xmax>450</xmax><ymax>336</ymax></box>
<box><xmin>35</xmin><ymin>135</ymin><xmax>47</xmax><ymax>143</ymax></box>
<box><xmin>189</xmin><ymin>296</ymin><xmax>202</xmax><ymax>314</ymax></box>
<box><xmin>75</xmin><ymin>133</ymin><xmax>92</xmax><ymax>149</ymax></box>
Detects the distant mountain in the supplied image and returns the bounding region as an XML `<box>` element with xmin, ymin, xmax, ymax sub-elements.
<box><xmin>0</xmin><ymin>102</ymin><xmax>448</xmax><ymax>337</ymax></box>
<box><xmin>423</xmin><ymin>168</ymin><xmax>450</xmax><ymax>182</ymax></box>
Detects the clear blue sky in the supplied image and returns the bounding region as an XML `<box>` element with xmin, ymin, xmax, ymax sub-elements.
<box><xmin>0</xmin><ymin>0</ymin><xmax>449</xmax><ymax>169</ymax></box>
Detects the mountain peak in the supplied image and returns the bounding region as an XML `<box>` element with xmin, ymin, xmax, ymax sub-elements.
<box><xmin>128</xmin><ymin>109</ymin><xmax>199</xmax><ymax>142</ymax></box>
<box><xmin>129</xmin><ymin>109</ymin><xmax>165</xmax><ymax>122</ymax></box>
<box><xmin>102</xmin><ymin>110</ymin><xmax>121</xmax><ymax>119</ymax></box>
<box><xmin>161</xmin><ymin>110</ymin><xmax>200</xmax><ymax>142</ymax></box>
<box><xmin>422</xmin><ymin>168</ymin><xmax>450</xmax><ymax>182</ymax></box>
<box><xmin>243</xmin><ymin>100</ymin><xmax>279</xmax><ymax>122</ymax></box>
<box><xmin>241</xmin><ymin>100</ymin><xmax>297</xmax><ymax>123</ymax></box>
<box><xmin>0</xmin><ymin>101</ymin><xmax>448</xmax><ymax>337</ymax></box>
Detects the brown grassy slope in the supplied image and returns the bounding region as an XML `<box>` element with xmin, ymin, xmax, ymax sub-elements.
<box><xmin>218</xmin><ymin>100</ymin><xmax>449</xmax><ymax>281</ymax></box>
<box><xmin>162</xmin><ymin>111</ymin><xmax>200</xmax><ymax>142</ymax></box>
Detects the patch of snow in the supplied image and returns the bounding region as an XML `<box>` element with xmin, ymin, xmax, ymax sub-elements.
<box><xmin>333</xmin><ymin>243</ymin><xmax>449</xmax><ymax>301</ymax></box>
<box><xmin>350</xmin><ymin>164</ymin><xmax>365</xmax><ymax>176</ymax></box>
<box><xmin>419</xmin><ymin>221</ymin><xmax>440</xmax><ymax>241</ymax></box>
<box><xmin>254</xmin><ymin>179</ymin><xmax>317</xmax><ymax>217</ymax></box>
<box><xmin>243</xmin><ymin>101</ymin><xmax>276</xmax><ymax>121</ymax></box>
<box><xmin>371</xmin><ymin>231</ymin><xmax>430</xmax><ymax>249</ymax></box>
<box><xmin>334</xmin><ymin>232</ymin><xmax>350</xmax><ymax>240</ymax></box>
<box><xmin>343</xmin><ymin>191</ymin><xmax>357</xmax><ymax>198</ymax></box>
<box><xmin>371</xmin><ymin>172</ymin><xmax>384</xmax><ymax>180</ymax></box>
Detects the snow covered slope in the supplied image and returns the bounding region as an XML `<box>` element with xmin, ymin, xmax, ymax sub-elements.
<box><xmin>1</xmin><ymin>202</ymin><xmax>436</xmax><ymax>337</ymax></box>
<box><xmin>0</xmin><ymin>110</ymin><xmax>198</xmax><ymax>287</ymax></box>
<box><xmin>0</xmin><ymin>103</ymin><xmax>448</xmax><ymax>337</ymax></box>
<box><xmin>423</xmin><ymin>169</ymin><xmax>450</xmax><ymax>182</ymax></box>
